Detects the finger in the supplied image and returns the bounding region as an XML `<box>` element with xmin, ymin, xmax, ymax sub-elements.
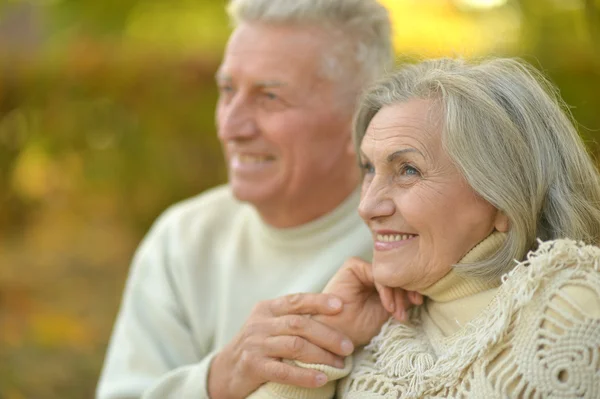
<box><xmin>273</xmin><ymin>315</ymin><xmax>354</xmax><ymax>357</ymax></box>
<box><xmin>264</xmin><ymin>336</ymin><xmax>345</xmax><ymax>368</ymax></box>
<box><xmin>393</xmin><ymin>289</ymin><xmax>408</xmax><ymax>322</ymax></box>
<box><xmin>375</xmin><ymin>283</ymin><xmax>395</xmax><ymax>313</ymax></box>
<box><xmin>267</xmin><ymin>293</ymin><xmax>343</xmax><ymax>317</ymax></box>
<box><xmin>259</xmin><ymin>359</ymin><xmax>328</xmax><ymax>388</ymax></box>
<box><xmin>408</xmin><ymin>291</ymin><xmax>424</xmax><ymax>305</ymax></box>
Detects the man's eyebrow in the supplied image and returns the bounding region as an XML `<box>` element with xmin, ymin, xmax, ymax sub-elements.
<box><xmin>254</xmin><ymin>80</ymin><xmax>286</xmax><ymax>89</ymax></box>
<box><xmin>386</xmin><ymin>148</ymin><xmax>424</xmax><ymax>163</ymax></box>
<box><xmin>213</xmin><ymin>74</ymin><xmax>286</xmax><ymax>89</ymax></box>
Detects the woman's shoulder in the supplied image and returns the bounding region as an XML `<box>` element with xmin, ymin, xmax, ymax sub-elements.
<box><xmin>474</xmin><ymin>239</ymin><xmax>600</xmax><ymax>398</ymax></box>
<box><xmin>502</xmin><ymin>238</ymin><xmax>600</xmax><ymax>307</ymax></box>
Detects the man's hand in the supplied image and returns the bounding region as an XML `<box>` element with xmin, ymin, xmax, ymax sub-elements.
<box><xmin>208</xmin><ymin>293</ymin><xmax>355</xmax><ymax>399</ymax></box>
<box><xmin>315</xmin><ymin>257</ymin><xmax>423</xmax><ymax>347</ymax></box>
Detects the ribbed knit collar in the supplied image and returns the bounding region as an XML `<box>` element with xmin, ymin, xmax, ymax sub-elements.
<box><xmin>418</xmin><ymin>231</ymin><xmax>506</xmax><ymax>302</ymax></box>
<box><xmin>253</xmin><ymin>188</ymin><xmax>365</xmax><ymax>248</ymax></box>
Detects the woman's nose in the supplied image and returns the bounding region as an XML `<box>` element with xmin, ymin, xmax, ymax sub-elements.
<box><xmin>358</xmin><ymin>178</ymin><xmax>396</xmax><ymax>221</ymax></box>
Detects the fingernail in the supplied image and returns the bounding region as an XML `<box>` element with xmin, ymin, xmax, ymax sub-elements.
<box><xmin>341</xmin><ymin>339</ymin><xmax>354</xmax><ymax>355</ymax></box>
<box><xmin>388</xmin><ymin>301</ymin><xmax>395</xmax><ymax>313</ymax></box>
<box><xmin>397</xmin><ymin>309</ymin><xmax>406</xmax><ymax>322</ymax></box>
<box><xmin>315</xmin><ymin>373</ymin><xmax>327</xmax><ymax>386</ymax></box>
<box><xmin>328</xmin><ymin>297</ymin><xmax>342</xmax><ymax>310</ymax></box>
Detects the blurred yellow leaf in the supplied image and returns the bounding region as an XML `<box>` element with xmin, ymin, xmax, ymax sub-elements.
<box><xmin>30</xmin><ymin>312</ymin><xmax>93</xmax><ymax>350</ymax></box>
<box><xmin>11</xmin><ymin>143</ymin><xmax>56</xmax><ymax>201</ymax></box>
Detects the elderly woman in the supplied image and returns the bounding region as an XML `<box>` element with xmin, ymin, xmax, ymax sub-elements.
<box><xmin>248</xmin><ymin>58</ymin><xmax>600</xmax><ymax>398</ymax></box>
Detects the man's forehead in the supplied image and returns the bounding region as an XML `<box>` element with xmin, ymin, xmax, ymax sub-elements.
<box><xmin>217</xmin><ymin>49</ymin><xmax>326</xmax><ymax>88</ymax></box>
<box><xmin>215</xmin><ymin>70</ymin><xmax>288</xmax><ymax>89</ymax></box>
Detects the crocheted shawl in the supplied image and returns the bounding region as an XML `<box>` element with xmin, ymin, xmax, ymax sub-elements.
<box><xmin>341</xmin><ymin>239</ymin><xmax>600</xmax><ymax>398</ymax></box>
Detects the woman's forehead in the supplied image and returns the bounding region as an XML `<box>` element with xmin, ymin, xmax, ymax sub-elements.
<box><xmin>362</xmin><ymin>100</ymin><xmax>442</xmax><ymax>153</ymax></box>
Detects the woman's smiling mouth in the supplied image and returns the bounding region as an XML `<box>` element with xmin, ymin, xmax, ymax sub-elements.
<box><xmin>374</xmin><ymin>230</ymin><xmax>418</xmax><ymax>250</ymax></box>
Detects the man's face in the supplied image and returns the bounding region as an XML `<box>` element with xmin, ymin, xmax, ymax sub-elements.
<box><xmin>215</xmin><ymin>23</ymin><xmax>355</xmax><ymax>223</ymax></box>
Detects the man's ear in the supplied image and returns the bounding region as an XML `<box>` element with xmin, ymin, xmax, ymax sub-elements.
<box><xmin>494</xmin><ymin>211</ymin><xmax>509</xmax><ymax>233</ymax></box>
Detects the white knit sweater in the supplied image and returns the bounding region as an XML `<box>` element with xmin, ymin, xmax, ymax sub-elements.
<box><xmin>96</xmin><ymin>185</ymin><xmax>373</xmax><ymax>399</ymax></box>
<box><xmin>250</xmin><ymin>235</ymin><xmax>600</xmax><ymax>398</ymax></box>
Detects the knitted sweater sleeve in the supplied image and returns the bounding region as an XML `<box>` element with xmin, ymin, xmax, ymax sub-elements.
<box><xmin>96</xmin><ymin>208</ymin><xmax>215</xmax><ymax>399</ymax></box>
<box><xmin>246</xmin><ymin>358</ymin><xmax>353</xmax><ymax>399</ymax></box>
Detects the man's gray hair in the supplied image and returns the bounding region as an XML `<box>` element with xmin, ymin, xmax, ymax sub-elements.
<box><xmin>227</xmin><ymin>0</ymin><xmax>394</xmax><ymax>98</ymax></box>
<box><xmin>354</xmin><ymin>57</ymin><xmax>600</xmax><ymax>279</ymax></box>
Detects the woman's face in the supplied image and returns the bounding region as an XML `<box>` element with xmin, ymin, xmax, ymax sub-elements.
<box><xmin>358</xmin><ymin>99</ymin><xmax>507</xmax><ymax>291</ymax></box>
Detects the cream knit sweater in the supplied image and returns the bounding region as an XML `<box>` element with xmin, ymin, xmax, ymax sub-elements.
<box><xmin>250</xmin><ymin>233</ymin><xmax>600</xmax><ymax>398</ymax></box>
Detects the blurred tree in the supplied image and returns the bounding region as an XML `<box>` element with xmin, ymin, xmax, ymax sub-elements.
<box><xmin>1</xmin><ymin>1</ymin><xmax>600</xmax><ymax>398</ymax></box>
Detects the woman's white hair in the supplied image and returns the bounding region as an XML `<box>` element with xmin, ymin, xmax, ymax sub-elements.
<box><xmin>354</xmin><ymin>58</ymin><xmax>600</xmax><ymax>279</ymax></box>
<box><xmin>227</xmin><ymin>0</ymin><xmax>394</xmax><ymax>98</ymax></box>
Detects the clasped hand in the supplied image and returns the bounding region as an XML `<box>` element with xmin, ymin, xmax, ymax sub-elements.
<box><xmin>208</xmin><ymin>258</ymin><xmax>422</xmax><ymax>398</ymax></box>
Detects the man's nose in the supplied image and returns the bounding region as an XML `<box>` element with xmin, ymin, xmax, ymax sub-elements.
<box><xmin>217</xmin><ymin>95</ymin><xmax>259</xmax><ymax>141</ymax></box>
<box><xmin>358</xmin><ymin>177</ymin><xmax>396</xmax><ymax>222</ymax></box>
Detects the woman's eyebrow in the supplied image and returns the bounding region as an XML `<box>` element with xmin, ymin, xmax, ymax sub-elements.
<box><xmin>386</xmin><ymin>148</ymin><xmax>424</xmax><ymax>163</ymax></box>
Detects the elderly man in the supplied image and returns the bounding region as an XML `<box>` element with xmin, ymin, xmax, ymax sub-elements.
<box><xmin>96</xmin><ymin>0</ymin><xmax>394</xmax><ymax>398</ymax></box>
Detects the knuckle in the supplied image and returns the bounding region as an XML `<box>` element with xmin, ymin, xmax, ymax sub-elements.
<box><xmin>346</xmin><ymin>256</ymin><xmax>362</xmax><ymax>266</ymax></box>
<box><xmin>322</xmin><ymin>327</ymin><xmax>343</xmax><ymax>345</ymax></box>
<box><xmin>242</xmin><ymin>333</ymin><xmax>259</xmax><ymax>349</ymax></box>
<box><xmin>286</xmin><ymin>315</ymin><xmax>307</xmax><ymax>331</ymax></box>
<box><xmin>287</xmin><ymin>336</ymin><xmax>306</xmax><ymax>355</ymax></box>
<box><xmin>272</xmin><ymin>365</ymin><xmax>292</xmax><ymax>382</ymax></box>
<box><xmin>239</xmin><ymin>351</ymin><xmax>250</xmax><ymax>366</ymax></box>
<box><xmin>270</xmin><ymin>296</ymin><xmax>286</xmax><ymax>312</ymax></box>
<box><xmin>252</xmin><ymin>301</ymin><xmax>266</xmax><ymax>314</ymax></box>
<box><xmin>244</xmin><ymin>320</ymin><xmax>262</xmax><ymax>336</ymax></box>
<box><xmin>285</xmin><ymin>293</ymin><xmax>302</xmax><ymax>306</ymax></box>
<box><xmin>239</xmin><ymin>350</ymin><xmax>254</xmax><ymax>370</ymax></box>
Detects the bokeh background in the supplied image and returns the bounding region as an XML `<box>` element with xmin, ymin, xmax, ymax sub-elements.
<box><xmin>1</xmin><ymin>0</ymin><xmax>599</xmax><ymax>398</ymax></box>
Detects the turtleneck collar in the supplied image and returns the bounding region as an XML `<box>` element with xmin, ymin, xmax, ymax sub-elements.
<box><xmin>418</xmin><ymin>231</ymin><xmax>506</xmax><ymax>302</ymax></box>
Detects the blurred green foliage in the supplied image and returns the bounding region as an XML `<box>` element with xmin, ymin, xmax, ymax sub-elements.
<box><xmin>0</xmin><ymin>0</ymin><xmax>599</xmax><ymax>398</ymax></box>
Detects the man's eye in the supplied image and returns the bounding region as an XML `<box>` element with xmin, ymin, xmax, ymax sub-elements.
<box><xmin>218</xmin><ymin>85</ymin><xmax>234</xmax><ymax>93</ymax></box>
<box><xmin>361</xmin><ymin>162</ymin><xmax>375</xmax><ymax>175</ymax></box>
<box><xmin>262</xmin><ymin>92</ymin><xmax>278</xmax><ymax>100</ymax></box>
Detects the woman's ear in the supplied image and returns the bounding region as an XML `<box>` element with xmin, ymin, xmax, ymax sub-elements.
<box><xmin>494</xmin><ymin>211</ymin><xmax>509</xmax><ymax>233</ymax></box>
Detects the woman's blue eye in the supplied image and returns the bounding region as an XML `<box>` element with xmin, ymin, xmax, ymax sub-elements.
<box><xmin>403</xmin><ymin>165</ymin><xmax>420</xmax><ymax>176</ymax></box>
<box><xmin>263</xmin><ymin>92</ymin><xmax>278</xmax><ymax>100</ymax></box>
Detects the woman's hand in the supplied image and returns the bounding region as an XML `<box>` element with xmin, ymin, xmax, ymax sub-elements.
<box><xmin>314</xmin><ymin>257</ymin><xmax>423</xmax><ymax>347</ymax></box>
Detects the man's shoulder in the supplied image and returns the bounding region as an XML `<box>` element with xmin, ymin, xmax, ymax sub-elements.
<box><xmin>149</xmin><ymin>184</ymin><xmax>247</xmax><ymax>240</ymax></box>
<box><xmin>165</xmin><ymin>184</ymin><xmax>242</xmax><ymax>220</ymax></box>
<box><xmin>169</xmin><ymin>184</ymin><xmax>239</xmax><ymax>214</ymax></box>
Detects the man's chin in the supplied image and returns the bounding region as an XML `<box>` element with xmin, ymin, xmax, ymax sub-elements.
<box><xmin>230</xmin><ymin>183</ymin><xmax>272</xmax><ymax>206</ymax></box>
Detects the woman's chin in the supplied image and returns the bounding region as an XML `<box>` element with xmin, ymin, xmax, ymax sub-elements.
<box><xmin>372</xmin><ymin>262</ymin><xmax>404</xmax><ymax>287</ymax></box>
